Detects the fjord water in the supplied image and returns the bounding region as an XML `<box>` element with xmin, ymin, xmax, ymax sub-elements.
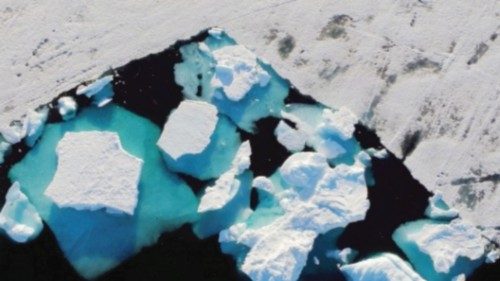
<box><xmin>9</xmin><ymin>104</ymin><xmax>199</xmax><ymax>279</ymax></box>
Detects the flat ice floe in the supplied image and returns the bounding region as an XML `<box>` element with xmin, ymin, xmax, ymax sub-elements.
<box><xmin>157</xmin><ymin>100</ymin><xmax>218</xmax><ymax>160</ymax></box>
<box><xmin>45</xmin><ymin>131</ymin><xmax>143</xmax><ymax>215</ymax></box>
<box><xmin>211</xmin><ymin>45</ymin><xmax>270</xmax><ymax>102</ymax></box>
<box><xmin>198</xmin><ymin>141</ymin><xmax>251</xmax><ymax>213</ymax></box>
<box><xmin>220</xmin><ymin>151</ymin><xmax>370</xmax><ymax>281</ymax></box>
<box><xmin>340</xmin><ymin>253</ymin><xmax>424</xmax><ymax>281</ymax></box>
<box><xmin>0</xmin><ymin>182</ymin><xmax>43</xmax><ymax>243</ymax></box>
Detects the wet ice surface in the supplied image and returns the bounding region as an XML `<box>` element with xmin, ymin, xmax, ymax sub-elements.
<box><xmin>0</xmin><ymin>28</ymin><xmax>498</xmax><ymax>281</ymax></box>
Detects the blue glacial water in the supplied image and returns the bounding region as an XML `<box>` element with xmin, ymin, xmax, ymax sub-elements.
<box><xmin>9</xmin><ymin>104</ymin><xmax>199</xmax><ymax>279</ymax></box>
<box><xmin>393</xmin><ymin>219</ymin><xmax>484</xmax><ymax>281</ymax></box>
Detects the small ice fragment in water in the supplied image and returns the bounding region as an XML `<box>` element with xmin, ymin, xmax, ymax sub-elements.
<box><xmin>157</xmin><ymin>100</ymin><xmax>218</xmax><ymax>160</ymax></box>
<box><xmin>45</xmin><ymin>131</ymin><xmax>143</xmax><ymax>215</ymax></box>
<box><xmin>76</xmin><ymin>75</ymin><xmax>114</xmax><ymax>107</ymax></box>
<box><xmin>0</xmin><ymin>182</ymin><xmax>43</xmax><ymax>243</ymax></box>
<box><xmin>57</xmin><ymin>96</ymin><xmax>78</xmax><ymax>120</ymax></box>
<box><xmin>211</xmin><ymin>45</ymin><xmax>271</xmax><ymax>102</ymax></box>
<box><xmin>198</xmin><ymin>141</ymin><xmax>251</xmax><ymax>213</ymax></box>
<box><xmin>340</xmin><ymin>253</ymin><xmax>425</xmax><ymax>281</ymax></box>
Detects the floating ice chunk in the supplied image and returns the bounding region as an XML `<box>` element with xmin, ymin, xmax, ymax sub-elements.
<box><xmin>366</xmin><ymin>148</ymin><xmax>388</xmax><ymax>159</ymax></box>
<box><xmin>425</xmin><ymin>192</ymin><xmax>459</xmax><ymax>220</ymax></box>
<box><xmin>157</xmin><ymin>100</ymin><xmax>218</xmax><ymax>160</ymax></box>
<box><xmin>76</xmin><ymin>75</ymin><xmax>114</xmax><ymax>107</ymax></box>
<box><xmin>198</xmin><ymin>141</ymin><xmax>251</xmax><ymax>213</ymax></box>
<box><xmin>45</xmin><ymin>131</ymin><xmax>143</xmax><ymax>215</ymax></box>
<box><xmin>220</xmin><ymin>151</ymin><xmax>370</xmax><ymax>281</ymax></box>
<box><xmin>24</xmin><ymin>107</ymin><xmax>49</xmax><ymax>147</ymax></box>
<box><xmin>326</xmin><ymin>248</ymin><xmax>357</xmax><ymax>264</ymax></box>
<box><xmin>340</xmin><ymin>253</ymin><xmax>425</xmax><ymax>281</ymax></box>
<box><xmin>452</xmin><ymin>274</ymin><xmax>466</xmax><ymax>281</ymax></box>
<box><xmin>58</xmin><ymin>96</ymin><xmax>78</xmax><ymax>120</ymax></box>
<box><xmin>275</xmin><ymin>120</ymin><xmax>307</xmax><ymax>152</ymax></box>
<box><xmin>211</xmin><ymin>45</ymin><xmax>271</xmax><ymax>102</ymax></box>
<box><xmin>0</xmin><ymin>137</ymin><xmax>11</xmax><ymax>164</ymax></box>
<box><xmin>486</xmin><ymin>248</ymin><xmax>500</xmax><ymax>263</ymax></box>
<box><xmin>252</xmin><ymin>176</ymin><xmax>276</xmax><ymax>194</ymax></box>
<box><xmin>0</xmin><ymin>182</ymin><xmax>43</xmax><ymax>243</ymax></box>
<box><xmin>396</xmin><ymin>219</ymin><xmax>487</xmax><ymax>274</ymax></box>
<box><xmin>0</xmin><ymin>121</ymin><xmax>26</xmax><ymax>144</ymax></box>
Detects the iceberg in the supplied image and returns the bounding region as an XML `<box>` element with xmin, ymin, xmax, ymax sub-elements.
<box><xmin>198</xmin><ymin>141</ymin><xmax>251</xmax><ymax>213</ymax></box>
<box><xmin>274</xmin><ymin>120</ymin><xmax>307</xmax><ymax>152</ymax></box>
<box><xmin>340</xmin><ymin>253</ymin><xmax>424</xmax><ymax>281</ymax></box>
<box><xmin>219</xmin><ymin>151</ymin><xmax>370</xmax><ymax>281</ymax></box>
<box><xmin>0</xmin><ymin>106</ymin><xmax>49</xmax><ymax>146</ymax></box>
<box><xmin>44</xmin><ymin>131</ymin><xmax>143</xmax><ymax>215</ymax></box>
<box><xmin>211</xmin><ymin>44</ymin><xmax>270</xmax><ymax>102</ymax></box>
<box><xmin>157</xmin><ymin>100</ymin><xmax>218</xmax><ymax>160</ymax></box>
<box><xmin>393</xmin><ymin>219</ymin><xmax>488</xmax><ymax>280</ymax></box>
<box><xmin>0</xmin><ymin>182</ymin><xmax>43</xmax><ymax>243</ymax></box>
<box><xmin>57</xmin><ymin>96</ymin><xmax>78</xmax><ymax>121</ymax></box>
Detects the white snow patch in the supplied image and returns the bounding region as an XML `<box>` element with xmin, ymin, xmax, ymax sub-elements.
<box><xmin>157</xmin><ymin>100</ymin><xmax>218</xmax><ymax>160</ymax></box>
<box><xmin>57</xmin><ymin>96</ymin><xmax>78</xmax><ymax>121</ymax></box>
<box><xmin>198</xmin><ymin>141</ymin><xmax>251</xmax><ymax>213</ymax></box>
<box><xmin>366</xmin><ymin>148</ymin><xmax>388</xmax><ymax>159</ymax></box>
<box><xmin>275</xmin><ymin>120</ymin><xmax>307</xmax><ymax>152</ymax></box>
<box><xmin>45</xmin><ymin>131</ymin><xmax>143</xmax><ymax>215</ymax></box>
<box><xmin>451</xmin><ymin>274</ymin><xmax>466</xmax><ymax>281</ymax></box>
<box><xmin>220</xmin><ymin>151</ymin><xmax>370</xmax><ymax>281</ymax></box>
<box><xmin>406</xmin><ymin>219</ymin><xmax>487</xmax><ymax>273</ymax></box>
<box><xmin>0</xmin><ymin>182</ymin><xmax>43</xmax><ymax>243</ymax></box>
<box><xmin>252</xmin><ymin>176</ymin><xmax>276</xmax><ymax>194</ymax></box>
<box><xmin>340</xmin><ymin>253</ymin><xmax>425</xmax><ymax>281</ymax></box>
<box><xmin>211</xmin><ymin>45</ymin><xmax>270</xmax><ymax>102</ymax></box>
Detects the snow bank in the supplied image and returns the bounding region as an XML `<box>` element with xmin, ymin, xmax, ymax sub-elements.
<box><xmin>45</xmin><ymin>131</ymin><xmax>143</xmax><ymax>215</ymax></box>
<box><xmin>0</xmin><ymin>182</ymin><xmax>43</xmax><ymax>243</ymax></box>
<box><xmin>211</xmin><ymin>45</ymin><xmax>270</xmax><ymax>102</ymax></box>
<box><xmin>220</xmin><ymin>151</ymin><xmax>370</xmax><ymax>281</ymax></box>
<box><xmin>57</xmin><ymin>96</ymin><xmax>78</xmax><ymax>120</ymax></box>
<box><xmin>157</xmin><ymin>100</ymin><xmax>218</xmax><ymax>160</ymax></box>
<box><xmin>198</xmin><ymin>141</ymin><xmax>251</xmax><ymax>213</ymax></box>
<box><xmin>340</xmin><ymin>253</ymin><xmax>424</xmax><ymax>281</ymax></box>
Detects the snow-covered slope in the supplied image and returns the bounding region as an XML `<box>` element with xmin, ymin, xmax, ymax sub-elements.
<box><xmin>1</xmin><ymin>0</ymin><xmax>499</xmax><ymax>228</ymax></box>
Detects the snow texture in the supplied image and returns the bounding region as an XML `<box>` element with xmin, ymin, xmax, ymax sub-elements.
<box><xmin>274</xmin><ymin>120</ymin><xmax>307</xmax><ymax>152</ymax></box>
<box><xmin>340</xmin><ymin>253</ymin><xmax>425</xmax><ymax>281</ymax></box>
<box><xmin>0</xmin><ymin>182</ymin><xmax>43</xmax><ymax>243</ymax></box>
<box><xmin>485</xmin><ymin>249</ymin><xmax>499</xmax><ymax>264</ymax></box>
<box><xmin>157</xmin><ymin>100</ymin><xmax>218</xmax><ymax>160</ymax></box>
<box><xmin>211</xmin><ymin>45</ymin><xmax>271</xmax><ymax>101</ymax></box>
<box><xmin>0</xmin><ymin>106</ymin><xmax>48</xmax><ymax>146</ymax></box>
<box><xmin>220</xmin><ymin>151</ymin><xmax>370</xmax><ymax>281</ymax></box>
<box><xmin>406</xmin><ymin>219</ymin><xmax>487</xmax><ymax>273</ymax></box>
<box><xmin>44</xmin><ymin>131</ymin><xmax>143</xmax><ymax>215</ymax></box>
<box><xmin>198</xmin><ymin>141</ymin><xmax>251</xmax><ymax>213</ymax></box>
